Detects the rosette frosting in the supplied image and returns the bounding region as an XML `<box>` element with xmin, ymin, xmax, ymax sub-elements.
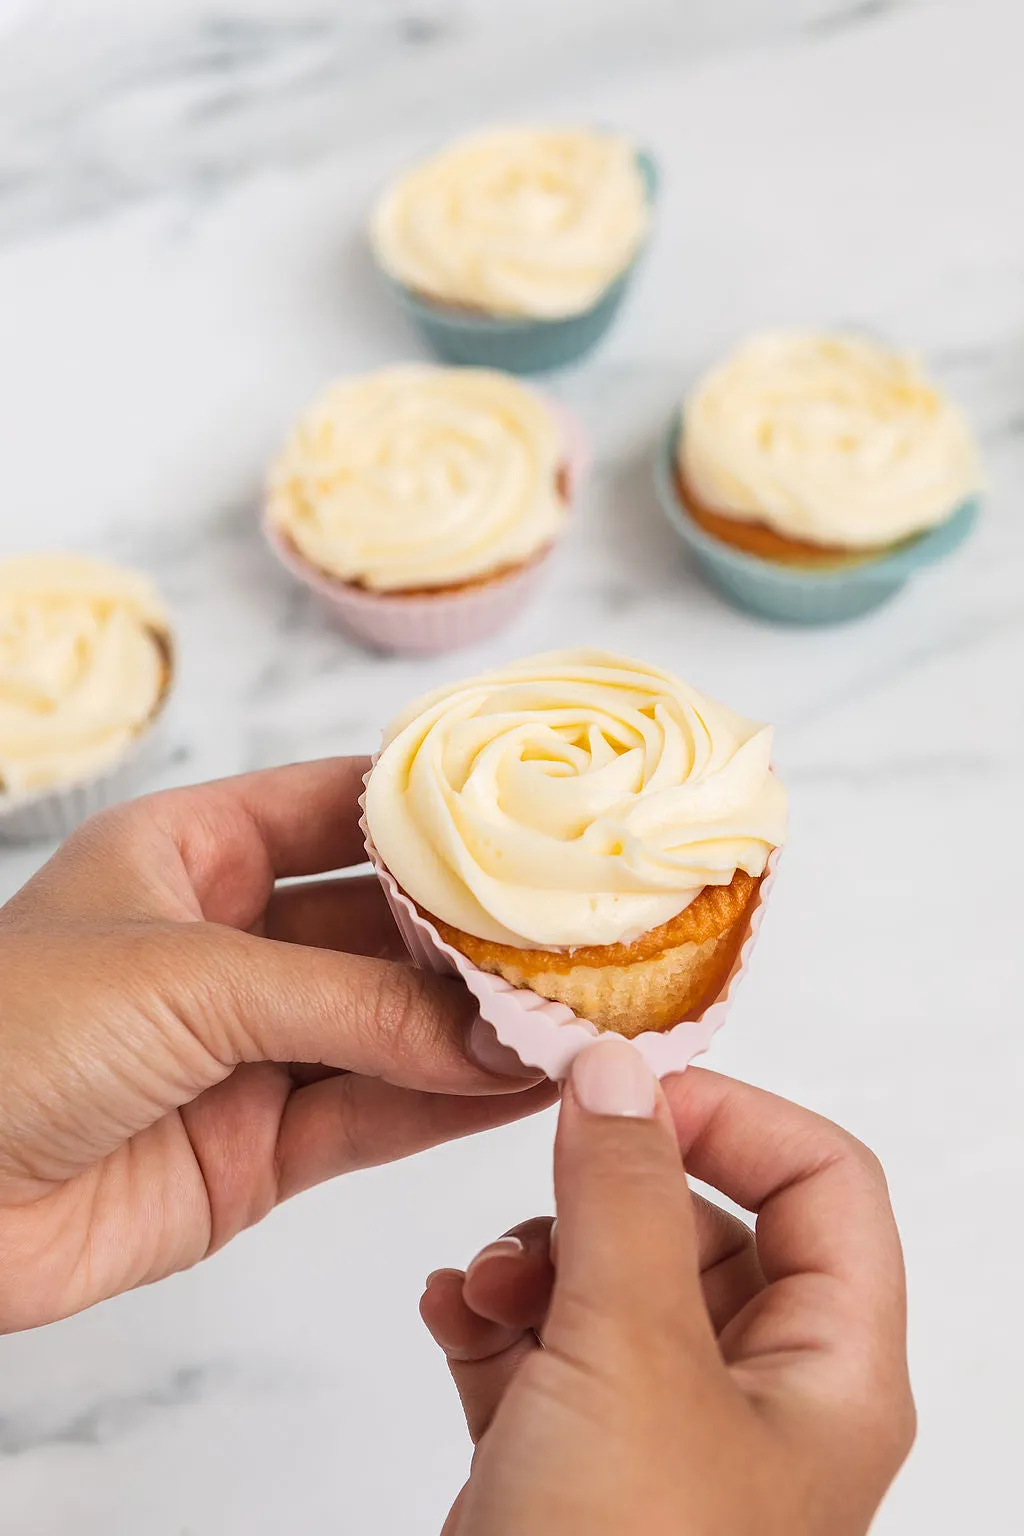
<box><xmin>365</xmin><ymin>650</ymin><xmax>787</xmax><ymax>949</ymax></box>
<box><xmin>268</xmin><ymin>366</ymin><xmax>568</xmax><ymax>592</ymax></box>
<box><xmin>370</xmin><ymin>126</ymin><xmax>649</xmax><ymax>319</ymax></box>
<box><xmin>680</xmin><ymin>332</ymin><xmax>981</xmax><ymax>548</ymax></box>
<box><xmin>0</xmin><ymin>554</ymin><xmax>170</xmax><ymax>797</ymax></box>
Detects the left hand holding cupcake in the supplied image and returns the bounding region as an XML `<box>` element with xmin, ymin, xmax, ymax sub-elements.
<box><xmin>0</xmin><ymin>757</ymin><xmax>553</xmax><ymax>1332</ymax></box>
<box><xmin>422</xmin><ymin>1039</ymin><xmax>916</xmax><ymax>1536</ymax></box>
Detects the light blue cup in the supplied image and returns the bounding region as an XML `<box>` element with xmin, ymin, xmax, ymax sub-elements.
<box><xmin>654</xmin><ymin>415</ymin><xmax>979</xmax><ymax>625</ymax></box>
<box><xmin>381</xmin><ymin>151</ymin><xmax>659</xmax><ymax>375</ymax></box>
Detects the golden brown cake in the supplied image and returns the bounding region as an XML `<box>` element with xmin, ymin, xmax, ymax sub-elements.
<box><xmin>429</xmin><ymin>870</ymin><xmax>762</xmax><ymax>1036</ymax></box>
<box><xmin>675</xmin><ymin>466</ymin><xmax>881</xmax><ymax>570</ymax></box>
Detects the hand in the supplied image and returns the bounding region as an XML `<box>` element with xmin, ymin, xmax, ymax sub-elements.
<box><xmin>0</xmin><ymin>758</ymin><xmax>554</xmax><ymax>1332</ymax></box>
<box><xmin>421</xmin><ymin>1038</ymin><xmax>915</xmax><ymax>1536</ymax></box>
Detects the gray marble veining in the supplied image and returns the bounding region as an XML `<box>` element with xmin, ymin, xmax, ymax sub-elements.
<box><xmin>0</xmin><ymin>0</ymin><xmax>910</xmax><ymax>242</ymax></box>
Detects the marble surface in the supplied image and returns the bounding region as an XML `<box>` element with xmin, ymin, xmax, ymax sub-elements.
<box><xmin>1</xmin><ymin>0</ymin><xmax>1022</xmax><ymax>1530</ymax></box>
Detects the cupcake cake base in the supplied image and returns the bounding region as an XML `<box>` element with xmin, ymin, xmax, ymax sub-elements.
<box><xmin>656</xmin><ymin>416</ymin><xmax>979</xmax><ymax>625</ymax></box>
<box><xmin>362</xmin><ymin>787</ymin><xmax>780</xmax><ymax>1080</ymax></box>
<box><xmin>429</xmin><ymin>870</ymin><xmax>762</xmax><ymax>1038</ymax></box>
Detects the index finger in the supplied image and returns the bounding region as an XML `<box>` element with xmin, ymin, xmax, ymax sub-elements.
<box><xmin>663</xmin><ymin>1068</ymin><xmax>905</xmax><ymax>1307</ymax></box>
<box><xmin>13</xmin><ymin>757</ymin><xmax>373</xmax><ymax>929</ymax></box>
<box><xmin>149</xmin><ymin>754</ymin><xmax>374</xmax><ymax>891</ymax></box>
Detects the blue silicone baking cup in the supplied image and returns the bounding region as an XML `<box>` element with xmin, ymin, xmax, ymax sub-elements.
<box><xmin>654</xmin><ymin>415</ymin><xmax>979</xmax><ymax>625</ymax></box>
<box><xmin>379</xmin><ymin>150</ymin><xmax>659</xmax><ymax>375</ymax></box>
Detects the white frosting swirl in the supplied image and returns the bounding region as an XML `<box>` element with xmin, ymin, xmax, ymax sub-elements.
<box><xmin>365</xmin><ymin>650</ymin><xmax>787</xmax><ymax>949</ymax></box>
<box><xmin>680</xmin><ymin>333</ymin><xmax>981</xmax><ymax>548</ymax></box>
<box><xmin>0</xmin><ymin>554</ymin><xmax>170</xmax><ymax>798</ymax></box>
<box><xmin>370</xmin><ymin>127</ymin><xmax>650</xmax><ymax>319</ymax></box>
<box><xmin>268</xmin><ymin>366</ymin><xmax>569</xmax><ymax>592</ymax></box>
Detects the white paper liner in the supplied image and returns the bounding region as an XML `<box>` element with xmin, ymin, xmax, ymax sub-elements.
<box><xmin>263</xmin><ymin>398</ymin><xmax>589</xmax><ymax>656</ymax></box>
<box><xmin>0</xmin><ymin>712</ymin><xmax>170</xmax><ymax>845</ymax></box>
<box><xmin>360</xmin><ymin>774</ymin><xmax>780</xmax><ymax>1079</ymax></box>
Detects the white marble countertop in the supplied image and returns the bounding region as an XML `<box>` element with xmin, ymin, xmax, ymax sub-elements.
<box><xmin>0</xmin><ymin>1</ymin><xmax>1022</xmax><ymax>1531</ymax></box>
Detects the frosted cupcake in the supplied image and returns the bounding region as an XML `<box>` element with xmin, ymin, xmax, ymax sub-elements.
<box><xmin>265</xmin><ymin>365</ymin><xmax>578</xmax><ymax>654</ymax></box>
<box><xmin>658</xmin><ymin>333</ymin><xmax>982</xmax><ymax>622</ymax></box>
<box><xmin>370</xmin><ymin>127</ymin><xmax>656</xmax><ymax>373</ymax></box>
<box><xmin>0</xmin><ymin>554</ymin><xmax>174</xmax><ymax>842</ymax></box>
<box><xmin>364</xmin><ymin>651</ymin><xmax>786</xmax><ymax>1045</ymax></box>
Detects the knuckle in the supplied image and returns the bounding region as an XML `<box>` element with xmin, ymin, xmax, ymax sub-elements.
<box><xmin>814</xmin><ymin>1120</ymin><xmax>889</xmax><ymax>1190</ymax></box>
<box><xmin>845</xmin><ymin>1132</ymin><xmax>886</xmax><ymax>1184</ymax></box>
<box><xmin>862</xmin><ymin>1151</ymin><xmax>891</xmax><ymax>1200</ymax></box>
<box><xmin>834</xmin><ymin>1345</ymin><xmax>916</xmax><ymax>1460</ymax></box>
<box><xmin>363</xmin><ymin>960</ymin><xmax>433</xmax><ymax>1048</ymax></box>
<box><xmin>66</xmin><ymin>799</ymin><xmax>168</xmax><ymax>877</ymax></box>
<box><xmin>853</xmin><ymin>1372</ymin><xmax>918</xmax><ymax>1473</ymax></box>
<box><xmin>893</xmin><ymin>1389</ymin><xmax>919</xmax><ymax>1462</ymax></box>
<box><xmin>319</xmin><ymin>1073</ymin><xmax>367</xmax><ymax>1175</ymax></box>
<box><xmin>65</xmin><ymin>800</ymin><xmax>139</xmax><ymax>853</ymax></box>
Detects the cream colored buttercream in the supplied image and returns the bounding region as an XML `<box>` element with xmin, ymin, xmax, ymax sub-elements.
<box><xmin>268</xmin><ymin>366</ymin><xmax>568</xmax><ymax>592</ymax></box>
<box><xmin>370</xmin><ymin>126</ymin><xmax>649</xmax><ymax>319</ymax></box>
<box><xmin>680</xmin><ymin>332</ymin><xmax>981</xmax><ymax>549</ymax></box>
<box><xmin>365</xmin><ymin>650</ymin><xmax>787</xmax><ymax>950</ymax></box>
<box><xmin>0</xmin><ymin>554</ymin><xmax>170</xmax><ymax>797</ymax></box>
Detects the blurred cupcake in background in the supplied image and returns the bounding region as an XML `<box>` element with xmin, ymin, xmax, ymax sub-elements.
<box><xmin>370</xmin><ymin>126</ymin><xmax>657</xmax><ymax>373</ymax></box>
<box><xmin>0</xmin><ymin>554</ymin><xmax>174</xmax><ymax>843</ymax></box>
<box><xmin>657</xmin><ymin>332</ymin><xmax>982</xmax><ymax>623</ymax></box>
<box><xmin>265</xmin><ymin>364</ymin><xmax>583</xmax><ymax>654</ymax></box>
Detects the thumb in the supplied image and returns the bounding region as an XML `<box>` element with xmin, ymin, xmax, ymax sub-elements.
<box><xmin>170</xmin><ymin>921</ymin><xmax>543</xmax><ymax>1093</ymax></box>
<box><xmin>546</xmin><ymin>1037</ymin><xmax>719</xmax><ymax>1369</ymax></box>
<box><xmin>121</xmin><ymin>921</ymin><xmax>539</xmax><ymax>1097</ymax></box>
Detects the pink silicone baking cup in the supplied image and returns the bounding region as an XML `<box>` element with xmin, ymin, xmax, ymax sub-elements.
<box><xmin>360</xmin><ymin>783</ymin><xmax>780</xmax><ymax>1080</ymax></box>
<box><xmin>263</xmin><ymin>400</ymin><xmax>589</xmax><ymax>657</ymax></box>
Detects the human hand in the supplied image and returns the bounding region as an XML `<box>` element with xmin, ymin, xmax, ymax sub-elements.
<box><xmin>0</xmin><ymin>758</ymin><xmax>554</xmax><ymax>1332</ymax></box>
<box><xmin>421</xmin><ymin>1039</ymin><xmax>914</xmax><ymax>1535</ymax></box>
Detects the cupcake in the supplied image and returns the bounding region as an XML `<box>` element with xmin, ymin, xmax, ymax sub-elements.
<box><xmin>658</xmin><ymin>333</ymin><xmax>982</xmax><ymax>623</ymax></box>
<box><xmin>363</xmin><ymin>651</ymin><xmax>786</xmax><ymax>1065</ymax></box>
<box><xmin>265</xmin><ymin>365</ymin><xmax>579</xmax><ymax>655</ymax></box>
<box><xmin>369</xmin><ymin>127</ymin><xmax>657</xmax><ymax>373</ymax></box>
<box><xmin>0</xmin><ymin>554</ymin><xmax>174</xmax><ymax>843</ymax></box>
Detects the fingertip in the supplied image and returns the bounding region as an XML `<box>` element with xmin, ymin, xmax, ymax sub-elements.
<box><xmin>567</xmin><ymin>1035</ymin><xmax>659</xmax><ymax>1119</ymax></box>
<box><xmin>419</xmin><ymin>1269</ymin><xmax>474</xmax><ymax>1353</ymax></box>
<box><xmin>423</xmin><ymin>1266</ymin><xmax>465</xmax><ymax>1296</ymax></box>
<box><xmin>420</xmin><ymin>1267</ymin><xmax>533</xmax><ymax>1363</ymax></box>
<box><xmin>464</xmin><ymin>1236</ymin><xmax>525</xmax><ymax>1283</ymax></box>
<box><xmin>462</xmin><ymin>1231</ymin><xmax>554</xmax><ymax>1333</ymax></box>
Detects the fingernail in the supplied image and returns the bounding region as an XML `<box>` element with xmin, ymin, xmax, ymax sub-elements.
<box><xmin>571</xmin><ymin>1036</ymin><xmax>657</xmax><ymax>1118</ymax></box>
<box><xmin>465</xmin><ymin>1235</ymin><xmax>525</xmax><ymax>1280</ymax></box>
<box><xmin>423</xmin><ymin>1267</ymin><xmax>461</xmax><ymax>1292</ymax></box>
<box><xmin>548</xmin><ymin>1220</ymin><xmax>558</xmax><ymax>1262</ymax></box>
<box><xmin>468</xmin><ymin>1016</ymin><xmax>541</xmax><ymax>1079</ymax></box>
